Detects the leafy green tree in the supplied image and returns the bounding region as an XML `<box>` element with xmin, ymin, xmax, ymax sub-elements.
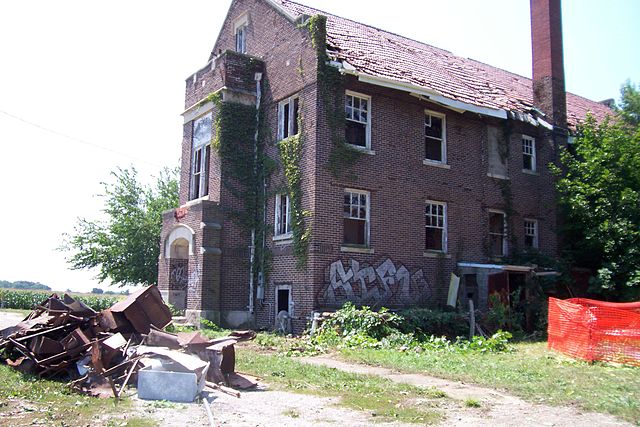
<box><xmin>62</xmin><ymin>167</ymin><xmax>179</xmax><ymax>287</ymax></box>
<box><xmin>555</xmin><ymin>82</ymin><xmax>640</xmax><ymax>300</ymax></box>
<box><xmin>618</xmin><ymin>80</ymin><xmax>640</xmax><ymax>127</ymax></box>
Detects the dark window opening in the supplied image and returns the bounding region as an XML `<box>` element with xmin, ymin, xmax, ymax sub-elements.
<box><xmin>344</xmin><ymin>218</ymin><xmax>366</xmax><ymax>245</ymax></box>
<box><xmin>346</xmin><ymin>121</ymin><xmax>366</xmax><ymax>147</ymax></box>
<box><xmin>277</xmin><ymin>288</ymin><xmax>290</xmax><ymax>314</ymax></box>
<box><xmin>489</xmin><ymin>212</ymin><xmax>506</xmax><ymax>257</ymax></box>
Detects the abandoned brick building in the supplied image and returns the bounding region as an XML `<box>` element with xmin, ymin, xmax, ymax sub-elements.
<box><xmin>157</xmin><ymin>0</ymin><xmax>611</xmax><ymax>332</ymax></box>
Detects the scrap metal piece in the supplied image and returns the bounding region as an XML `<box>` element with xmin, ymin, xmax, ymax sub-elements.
<box><xmin>146</xmin><ymin>329</ymin><xmax>181</xmax><ymax>349</ymax></box>
<box><xmin>110</xmin><ymin>286</ymin><xmax>171</xmax><ymax>334</ymax></box>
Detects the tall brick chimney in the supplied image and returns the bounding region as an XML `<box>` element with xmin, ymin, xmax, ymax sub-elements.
<box><xmin>530</xmin><ymin>0</ymin><xmax>567</xmax><ymax>130</ymax></box>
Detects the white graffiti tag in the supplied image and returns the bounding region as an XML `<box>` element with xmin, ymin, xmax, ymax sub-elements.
<box><xmin>321</xmin><ymin>258</ymin><xmax>431</xmax><ymax>306</ymax></box>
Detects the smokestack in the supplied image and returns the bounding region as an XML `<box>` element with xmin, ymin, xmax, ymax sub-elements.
<box><xmin>530</xmin><ymin>0</ymin><xmax>567</xmax><ymax>130</ymax></box>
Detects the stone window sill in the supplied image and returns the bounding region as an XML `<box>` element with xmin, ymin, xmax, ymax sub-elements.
<box><xmin>340</xmin><ymin>245</ymin><xmax>375</xmax><ymax>254</ymax></box>
<box><xmin>423</xmin><ymin>160</ymin><xmax>450</xmax><ymax>169</ymax></box>
<box><xmin>423</xmin><ymin>251</ymin><xmax>451</xmax><ymax>258</ymax></box>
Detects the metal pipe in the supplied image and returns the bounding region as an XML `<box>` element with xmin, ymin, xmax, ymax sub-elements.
<box><xmin>248</xmin><ymin>71</ymin><xmax>263</xmax><ymax>315</ymax></box>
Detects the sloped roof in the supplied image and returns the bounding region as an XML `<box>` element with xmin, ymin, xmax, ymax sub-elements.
<box><xmin>269</xmin><ymin>0</ymin><xmax>612</xmax><ymax>129</ymax></box>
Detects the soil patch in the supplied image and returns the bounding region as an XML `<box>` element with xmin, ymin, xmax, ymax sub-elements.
<box><xmin>300</xmin><ymin>355</ymin><xmax>632</xmax><ymax>426</ymax></box>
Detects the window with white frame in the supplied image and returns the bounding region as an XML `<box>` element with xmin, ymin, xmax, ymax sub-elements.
<box><xmin>278</xmin><ymin>95</ymin><xmax>299</xmax><ymax>140</ymax></box>
<box><xmin>234</xmin><ymin>15</ymin><xmax>248</xmax><ymax>54</ymax></box>
<box><xmin>274</xmin><ymin>193</ymin><xmax>291</xmax><ymax>237</ymax></box>
<box><xmin>524</xmin><ymin>219</ymin><xmax>538</xmax><ymax>249</ymax></box>
<box><xmin>343</xmin><ymin>189</ymin><xmax>369</xmax><ymax>246</ymax></box>
<box><xmin>522</xmin><ymin>135</ymin><xmax>536</xmax><ymax>172</ymax></box>
<box><xmin>488</xmin><ymin>210</ymin><xmax>507</xmax><ymax>257</ymax></box>
<box><xmin>425</xmin><ymin>201</ymin><xmax>447</xmax><ymax>252</ymax></box>
<box><xmin>345</xmin><ymin>91</ymin><xmax>371</xmax><ymax>148</ymax></box>
<box><xmin>425</xmin><ymin>111</ymin><xmax>446</xmax><ymax>163</ymax></box>
<box><xmin>190</xmin><ymin>112</ymin><xmax>212</xmax><ymax>200</ymax></box>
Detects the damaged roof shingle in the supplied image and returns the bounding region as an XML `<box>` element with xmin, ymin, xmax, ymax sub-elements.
<box><xmin>270</xmin><ymin>0</ymin><xmax>612</xmax><ymax>129</ymax></box>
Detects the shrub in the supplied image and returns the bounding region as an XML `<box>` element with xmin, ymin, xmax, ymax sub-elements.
<box><xmin>310</xmin><ymin>302</ymin><xmax>512</xmax><ymax>354</ymax></box>
<box><xmin>312</xmin><ymin>302</ymin><xmax>403</xmax><ymax>348</ymax></box>
<box><xmin>398</xmin><ymin>308</ymin><xmax>469</xmax><ymax>340</ymax></box>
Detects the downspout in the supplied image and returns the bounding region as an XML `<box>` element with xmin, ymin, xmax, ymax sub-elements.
<box><xmin>248</xmin><ymin>71</ymin><xmax>263</xmax><ymax>315</ymax></box>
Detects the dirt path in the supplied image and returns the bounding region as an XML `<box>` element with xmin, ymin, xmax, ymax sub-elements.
<box><xmin>0</xmin><ymin>311</ymin><xmax>24</xmax><ymax>331</ymax></box>
<box><xmin>133</xmin><ymin>388</ymin><xmax>418</xmax><ymax>427</ymax></box>
<box><xmin>300</xmin><ymin>356</ymin><xmax>631</xmax><ymax>427</ymax></box>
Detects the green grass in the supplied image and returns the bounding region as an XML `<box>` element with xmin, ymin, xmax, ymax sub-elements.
<box><xmin>464</xmin><ymin>398</ymin><xmax>481</xmax><ymax>408</ymax></box>
<box><xmin>0</xmin><ymin>364</ymin><xmax>154</xmax><ymax>426</ymax></box>
<box><xmin>236</xmin><ymin>350</ymin><xmax>448</xmax><ymax>424</ymax></box>
<box><xmin>338</xmin><ymin>342</ymin><xmax>640</xmax><ymax>423</ymax></box>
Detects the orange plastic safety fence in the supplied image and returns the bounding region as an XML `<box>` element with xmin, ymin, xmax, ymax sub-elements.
<box><xmin>547</xmin><ymin>297</ymin><xmax>640</xmax><ymax>366</ymax></box>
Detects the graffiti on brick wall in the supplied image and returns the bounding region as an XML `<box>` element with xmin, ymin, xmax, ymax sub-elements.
<box><xmin>319</xmin><ymin>258</ymin><xmax>432</xmax><ymax>306</ymax></box>
<box><xmin>169</xmin><ymin>262</ymin><xmax>201</xmax><ymax>292</ymax></box>
<box><xmin>169</xmin><ymin>265</ymin><xmax>188</xmax><ymax>288</ymax></box>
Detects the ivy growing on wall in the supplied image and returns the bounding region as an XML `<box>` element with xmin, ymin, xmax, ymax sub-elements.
<box><xmin>498</xmin><ymin>121</ymin><xmax>517</xmax><ymax>251</ymax></box>
<box><xmin>278</xmin><ymin>126</ymin><xmax>311</xmax><ymax>268</ymax></box>
<box><xmin>210</xmin><ymin>91</ymin><xmax>275</xmax><ymax>279</ymax></box>
<box><xmin>306</xmin><ymin>14</ymin><xmax>361</xmax><ymax>178</ymax></box>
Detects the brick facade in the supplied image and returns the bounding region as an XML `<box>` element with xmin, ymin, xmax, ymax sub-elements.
<box><xmin>157</xmin><ymin>0</ymin><xmax>599</xmax><ymax>333</ymax></box>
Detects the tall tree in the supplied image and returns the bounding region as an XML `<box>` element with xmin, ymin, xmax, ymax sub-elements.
<box><xmin>62</xmin><ymin>167</ymin><xmax>179</xmax><ymax>286</ymax></box>
<box><xmin>555</xmin><ymin>82</ymin><xmax>640</xmax><ymax>300</ymax></box>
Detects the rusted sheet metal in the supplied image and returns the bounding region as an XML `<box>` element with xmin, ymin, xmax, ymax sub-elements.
<box><xmin>1</xmin><ymin>290</ymin><xmax>261</xmax><ymax>402</ymax></box>
<box><xmin>110</xmin><ymin>286</ymin><xmax>171</xmax><ymax>334</ymax></box>
<box><xmin>146</xmin><ymin>329</ymin><xmax>181</xmax><ymax>349</ymax></box>
<box><xmin>29</xmin><ymin>336</ymin><xmax>63</xmax><ymax>356</ymax></box>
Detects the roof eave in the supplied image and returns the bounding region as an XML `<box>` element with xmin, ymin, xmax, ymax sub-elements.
<box><xmin>262</xmin><ymin>0</ymin><xmax>298</xmax><ymax>22</ymax></box>
<box><xmin>335</xmin><ymin>61</ymin><xmax>508</xmax><ymax>120</ymax></box>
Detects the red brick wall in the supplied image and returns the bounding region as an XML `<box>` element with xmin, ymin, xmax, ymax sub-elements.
<box><xmin>531</xmin><ymin>0</ymin><xmax>566</xmax><ymax>127</ymax></box>
<box><xmin>162</xmin><ymin>0</ymin><xmax>562</xmax><ymax>334</ymax></box>
<box><xmin>307</xmin><ymin>75</ymin><xmax>559</xmax><ymax>315</ymax></box>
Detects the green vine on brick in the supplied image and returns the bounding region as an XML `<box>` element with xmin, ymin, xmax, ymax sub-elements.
<box><xmin>278</xmin><ymin>126</ymin><xmax>311</xmax><ymax>268</ymax></box>
<box><xmin>210</xmin><ymin>91</ymin><xmax>274</xmax><ymax>279</ymax></box>
<box><xmin>497</xmin><ymin>121</ymin><xmax>517</xmax><ymax>252</ymax></box>
<box><xmin>306</xmin><ymin>14</ymin><xmax>361</xmax><ymax>178</ymax></box>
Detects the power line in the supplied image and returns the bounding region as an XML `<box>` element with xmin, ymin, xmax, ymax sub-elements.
<box><xmin>0</xmin><ymin>109</ymin><xmax>163</xmax><ymax>168</ymax></box>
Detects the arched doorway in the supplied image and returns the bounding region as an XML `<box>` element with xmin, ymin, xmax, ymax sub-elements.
<box><xmin>164</xmin><ymin>225</ymin><xmax>194</xmax><ymax>311</ymax></box>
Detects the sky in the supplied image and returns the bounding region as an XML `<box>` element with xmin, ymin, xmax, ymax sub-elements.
<box><xmin>0</xmin><ymin>0</ymin><xmax>638</xmax><ymax>293</ymax></box>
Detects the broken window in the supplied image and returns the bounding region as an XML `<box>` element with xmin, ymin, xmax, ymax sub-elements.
<box><xmin>343</xmin><ymin>189</ymin><xmax>369</xmax><ymax>246</ymax></box>
<box><xmin>425</xmin><ymin>111</ymin><xmax>446</xmax><ymax>163</ymax></box>
<box><xmin>345</xmin><ymin>91</ymin><xmax>370</xmax><ymax>148</ymax></box>
<box><xmin>522</xmin><ymin>135</ymin><xmax>536</xmax><ymax>172</ymax></box>
<box><xmin>425</xmin><ymin>201</ymin><xmax>447</xmax><ymax>252</ymax></box>
<box><xmin>278</xmin><ymin>95</ymin><xmax>300</xmax><ymax>140</ymax></box>
<box><xmin>487</xmin><ymin>126</ymin><xmax>508</xmax><ymax>178</ymax></box>
<box><xmin>274</xmin><ymin>193</ymin><xmax>291</xmax><ymax>237</ymax></box>
<box><xmin>489</xmin><ymin>210</ymin><xmax>507</xmax><ymax>257</ymax></box>
<box><xmin>190</xmin><ymin>112</ymin><xmax>212</xmax><ymax>200</ymax></box>
<box><xmin>524</xmin><ymin>219</ymin><xmax>538</xmax><ymax>249</ymax></box>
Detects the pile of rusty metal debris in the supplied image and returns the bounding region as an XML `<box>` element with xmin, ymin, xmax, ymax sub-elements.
<box><xmin>0</xmin><ymin>286</ymin><xmax>258</xmax><ymax>402</ymax></box>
